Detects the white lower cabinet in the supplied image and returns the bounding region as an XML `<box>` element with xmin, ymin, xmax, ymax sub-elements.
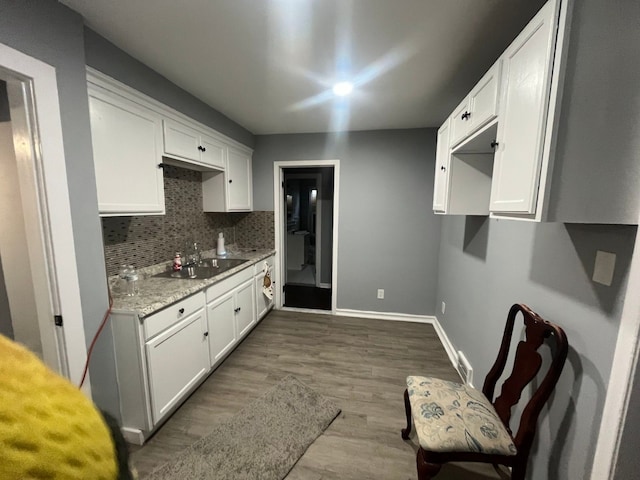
<box><xmin>206</xmin><ymin>290</ymin><xmax>237</xmax><ymax>365</ymax></box>
<box><xmin>235</xmin><ymin>280</ymin><xmax>255</xmax><ymax>339</ymax></box>
<box><xmin>205</xmin><ymin>268</ymin><xmax>255</xmax><ymax>368</ymax></box>
<box><xmin>145</xmin><ymin>308</ymin><xmax>209</xmax><ymax>423</ymax></box>
<box><xmin>109</xmin><ymin>256</ymin><xmax>272</xmax><ymax>444</ymax></box>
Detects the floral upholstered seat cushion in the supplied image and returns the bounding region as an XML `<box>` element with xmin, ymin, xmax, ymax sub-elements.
<box><xmin>406</xmin><ymin>376</ymin><xmax>517</xmax><ymax>456</ymax></box>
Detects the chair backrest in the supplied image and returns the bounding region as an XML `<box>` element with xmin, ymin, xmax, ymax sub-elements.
<box><xmin>482</xmin><ymin>304</ymin><xmax>568</xmax><ymax>457</ymax></box>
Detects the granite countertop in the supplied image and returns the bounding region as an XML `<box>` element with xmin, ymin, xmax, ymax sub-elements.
<box><xmin>110</xmin><ymin>248</ymin><xmax>275</xmax><ymax>318</ymax></box>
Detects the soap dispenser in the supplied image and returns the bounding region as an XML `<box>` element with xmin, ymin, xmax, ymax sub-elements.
<box><xmin>216</xmin><ymin>232</ymin><xmax>226</xmax><ymax>256</ymax></box>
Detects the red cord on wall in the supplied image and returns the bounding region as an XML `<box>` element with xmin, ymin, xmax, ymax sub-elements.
<box><xmin>78</xmin><ymin>288</ymin><xmax>114</xmax><ymax>389</ymax></box>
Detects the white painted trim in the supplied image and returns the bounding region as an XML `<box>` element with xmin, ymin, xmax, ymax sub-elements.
<box><xmin>273</xmin><ymin>160</ymin><xmax>340</xmax><ymax>314</ymax></box>
<box><xmin>279</xmin><ymin>306</ymin><xmax>333</xmax><ymax>316</ymax></box>
<box><xmin>431</xmin><ymin>316</ymin><xmax>460</xmax><ymax>372</ymax></box>
<box><xmin>335</xmin><ymin>308</ymin><xmax>434</xmax><ymax>323</ymax></box>
<box><xmin>86</xmin><ymin>67</ymin><xmax>252</xmax><ymax>155</ymax></box>
<box><xmin>591</xmin><ymin>224</ymin><xmax>640</xmax><ymax>479</ymax></box>
<box><xmin>319</xmin><ymin>283</ymin><xmax>331</xmax><ymax>289</ymax></box>
<box><xmin>0</xmin><ymin>43</ymin><xmax>89</xmax><ymax>393</ymax></box>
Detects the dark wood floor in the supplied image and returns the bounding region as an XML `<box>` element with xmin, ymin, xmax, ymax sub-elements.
<box><xmin>130</xmin><ymin>310</ymin><xmax>504</xmax><ymax>479</ymax></box>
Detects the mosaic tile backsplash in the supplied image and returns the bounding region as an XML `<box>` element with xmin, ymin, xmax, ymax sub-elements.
<box><xmin>102</xmin><ymin>165</ymin><xmax>274</xmax><ymax>275</ymax></box>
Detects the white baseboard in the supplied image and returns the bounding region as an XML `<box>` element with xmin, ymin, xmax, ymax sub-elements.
<box><xmin>430</xmin><ymin>315</ymin><xmax>459</xmax><ymax>374</ymax></box>
<box><xmin>280</xmin><ymin>306</ymin><xmax>334</xmax><ymax>315</ymax></box>
<box><xmin>335</xmin><ymin>309</ymin><xmax>461</xmax><ymax>376</ymax></box>
<box><xmin>335</xmin><ymin>308</ymin><xmax>434</xmax><ymax>323</ymax></box>
<box><xmin>121</xmin><ymin>427</ymin><xmax>145</xmax><ymax>445</ymax></box>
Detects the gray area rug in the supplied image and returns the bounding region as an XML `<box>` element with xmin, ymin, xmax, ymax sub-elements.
<box><xmin>145</xmin><ymin>375</ymin><xmax>341</xmax><ymax>480</ymax></box>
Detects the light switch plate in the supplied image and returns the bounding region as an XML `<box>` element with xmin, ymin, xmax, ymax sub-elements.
<box><xmin>593</xmin><ymin>250</ymin><xmax>616</xmax><ymax>286</ymax></box>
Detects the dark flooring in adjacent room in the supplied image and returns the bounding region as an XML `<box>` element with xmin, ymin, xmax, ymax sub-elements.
<box><xmin>283</xmin><ymin>283</ymin><xmax>332</xmax><ymax>310</ymax></box>
<box><xmin>130</xmin><ymin>310</ymin><xmax>506</xmax><ymax>479</ymax></box>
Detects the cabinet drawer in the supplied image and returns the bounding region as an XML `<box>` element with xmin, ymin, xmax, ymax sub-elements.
<box><xmin>253</xmin><ymin>255</ymin><xmax>275</xmax><ymax>276</ymax></box>
<box><xmin>205</xmin><ymin>267</ymin><xmax>253</xmax><ymax>303</ymax></box>
<box><xmin>144</xmin><ymin>292</ymin><xmax>205</xmax><ymax>340</ymax></box>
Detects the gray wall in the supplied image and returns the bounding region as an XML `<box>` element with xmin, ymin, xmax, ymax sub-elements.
<box><xmin>436</xmin><ymin>217</ymin><xmax>636</xmax><ymax>479</ymax></box>
<box><xmin>253</xmin><ymin>129</ymin><xmax>441</xmax><ymax>315</ymax></box>
<box><xmin>0</xmin><ymin>0</ymin><xmax>118</xmax><ymax>415</ymax></box>
<box><xmin>83</xmin><ymin>28</ymin><xmax>255</xmax><ymax>148</ymax></box>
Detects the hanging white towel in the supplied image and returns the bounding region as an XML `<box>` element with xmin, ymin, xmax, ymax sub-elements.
<box><xmin>262</xmin><ymin>261</ymin><xmax>273</xmax><ymax>300</ymax></box>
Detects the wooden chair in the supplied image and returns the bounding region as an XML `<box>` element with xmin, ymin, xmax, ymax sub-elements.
<box><xmin>401</xmin><ymin>304</ymin><xmax>568</xmax><ymax>479</ymax></box>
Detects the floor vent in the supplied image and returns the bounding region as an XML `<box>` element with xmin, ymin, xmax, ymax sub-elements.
<box><xmin>457</xmin><ymin>350</ymin><xmax>473</xmax><ymax>386</ymax></box>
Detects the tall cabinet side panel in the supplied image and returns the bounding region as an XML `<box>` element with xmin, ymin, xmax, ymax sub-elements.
<box><xmin>111</xmin><ymin>311</ymin><xmax>152</xmax><ymax>433</ymax></box>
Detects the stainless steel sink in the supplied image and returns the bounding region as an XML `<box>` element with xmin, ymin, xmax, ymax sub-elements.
<box><xmin>154</xmin><ymin>258</ymin><xmax>249</xmax><ymax>280</ymax></box>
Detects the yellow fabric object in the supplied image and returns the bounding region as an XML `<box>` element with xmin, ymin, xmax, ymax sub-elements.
<box><xmin>0</xmin><ymin>334</ymin><xmax>117</xmax><ymax>480</ymax></box>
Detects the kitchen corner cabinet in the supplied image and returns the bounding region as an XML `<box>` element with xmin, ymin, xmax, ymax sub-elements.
<box><xmin>88</xmin><ymin>85</ymin><xmax>165</xmax><ymax>216</ymax></box>
<box><xmin>163</xmin><ymin>119</ymin><xmax>226</xmax><ymax>170</ymax></box>
<box><xmin>202</xmin><ymin>146</ymin><xmax>253</xmax><ymax>212</ymax></box>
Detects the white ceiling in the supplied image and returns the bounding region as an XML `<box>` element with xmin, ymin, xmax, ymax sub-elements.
<box><xmin>60</xmin><ymin>0</ymin><xmax>546</xmax><ymax>135</ymax></box>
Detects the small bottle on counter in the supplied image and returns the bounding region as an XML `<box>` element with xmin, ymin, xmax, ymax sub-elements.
<box><xmin>216</xmin><ymin>232</ymin><xmax>226</xmax><ymax>256</ymax></box>
<box><xmin>173</xmin><ymin>252</ymin><xmax>182</xmax><ymax>271</ymax></box>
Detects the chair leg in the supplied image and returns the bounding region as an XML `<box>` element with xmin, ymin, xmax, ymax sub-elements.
<box><xmin>510</xmin><ymin>459</ymin><xmax>528</xmax><ymax>480</ymax></box>
<box><xmin>401</xmin><ymin>389</ymin><xmax>412</xmax><ymax>439</ymax></box>
<box><xmin>416</xmin><ymin>448</ymin><xmax>441</xmax><ymax>480</ymax></box>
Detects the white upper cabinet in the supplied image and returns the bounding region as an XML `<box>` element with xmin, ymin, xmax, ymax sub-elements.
<box><xmin>226</xmin><ymin>147</ymin><xmax>253</xmax><ymax>211</ymax></box>
<box><xmin>489</xmin><ymin>1</ymin><xmax>556</xmax><ymax>214</ymax></box>
<box><xmin>202</xmin><ymin>146</ymin><xmax>253</xmax><ymax>212</ymax></box>
<box><xmin>449</xmin><ymin>61</ymin><xmax>501</xmax><ymax>149</ymax></box>
<box><xmin>468</xmin><ymin>61</ymin><xmax>501</xmax><ymax>134</ymax></box>
<box><xmin>88</xmin><ymin>86</ymin><xmax>164</xmax><ymax>216</ymax></box>
<box><xmin>87</xmin><ymin>69</ymin><xmax>254</xmax><ymax>216</ymax></box>
<box><xmin>163</xmin><ymin>120</ymin><xmax>226</xmax><ymax>170</ymax></box>
<box><xmin>432</xmin><ymin>119</ymin><xmax>451</xmax><ymax>213</ymax></box>
<box><xmin>433</xmin><ymin>0</ymin><xmax>640</xmax><ymax>224</ymax></box>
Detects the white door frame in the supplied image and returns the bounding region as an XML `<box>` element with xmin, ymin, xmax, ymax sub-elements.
<box><xmin>0</xmin><ymin>42</ymin><xmax>90</xmax><ymax>393</ymax></box>
<box><xmin>273</xmin><ymin>160</ymin><xmax>340</xmax><ymax>313</ymax></box>
<box><xmin>591</xmin><ymin>217</ymin><xmax>640</xmax><ymax>478</ymax></box>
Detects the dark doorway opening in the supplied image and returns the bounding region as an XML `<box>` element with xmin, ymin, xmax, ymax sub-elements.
<box><xmin>282</xmin><ymin>167</ymin><xmax>334</xmax><ymax>311</ymax></box>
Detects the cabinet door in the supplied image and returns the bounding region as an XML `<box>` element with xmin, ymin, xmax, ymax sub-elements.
<box><xmin>89</xmin><ymin>90</ymin><xmax>164</xmax><ymax>215</ymax></box>
<box><xmin>200</xmin><ymin>133</ymin><xmax>226</xmax><ymax>170</ymax></box>
<box><xmin>449</xmin><ymin>98</ymin><xmax>471</xmax><ymax>147</ymax></box>
<box><xmin>163</xmin><ymin>119</ymin><xmax>201</xmax><ymax>162</ymax></box>
<box><xmin>433</xmin><ymin>119</ymin><xmax>452</xmax><ymax>212</ymax></box>
<box><xmin>235</xmin><ymin>279</ymin><xmax>256</xmax><ymax>339</ymax></box>
<box><xmin>226</xmin><ymin>147</ymin><xmax>253</xmax><ymax>211</ymax></box>
<box><xmin>490</xmin><ymin>2</ymin><xmax>556</xmax><ymax>214</ymax></box>
<box><xmin>206</xmin><ymin>291</ymin><xmax>236</xmax><ymax>366</ymax></box>
<box><xmin>145</xmin><ymin>309</ymin><xmax>209</xmax><ymax>423</ymax></box>
<box><xmin>469</xmin><ymin>61</ymin><xmax>501</xmax><ymax>133</ymax></box>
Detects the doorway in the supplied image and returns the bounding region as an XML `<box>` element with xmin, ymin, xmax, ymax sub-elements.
<box><xmin>0</xmin><ymin>42</ymin><xmax>89</xmax><ymax>387</ymax></box>
<box><xmin>274</xmin><ymin>160</ymin><xmax>340</xmax><ymax>312</ymax></box>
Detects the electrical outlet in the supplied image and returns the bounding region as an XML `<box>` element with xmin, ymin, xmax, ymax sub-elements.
<box><xmin>377</xmin><ymin>289</ymin><xmax>384</xmax><ymax>299</ymax></box>
<box><xmin>441</xmin><ymin>301</ymin><xmax>446</xmax><ymax>314</ymax></box>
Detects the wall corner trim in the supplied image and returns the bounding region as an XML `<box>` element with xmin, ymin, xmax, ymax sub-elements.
<box><xmin>334</xmin><ymin>309</ymin><xmax>461</xmax><ymax>375</ymax></box>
